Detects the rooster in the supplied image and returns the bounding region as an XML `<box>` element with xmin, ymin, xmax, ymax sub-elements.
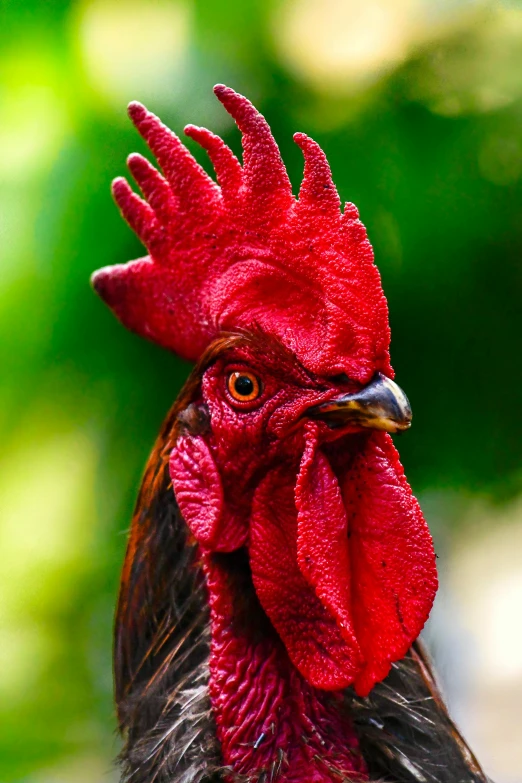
<box><xmin>92</xmin><ymin>85</ymin><xmax>490</xmax><ymax>783</ymax></box>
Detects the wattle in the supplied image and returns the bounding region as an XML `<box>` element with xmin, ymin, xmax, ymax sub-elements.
<box><xmin>250</xmin><ymin>425</ymin><xmax>438</xmax><ymax>697</ymax></box>
<box><xmin>170</xmin><ymin>422</ymin><xmax>438</xmax><ymax>697</ymax></box>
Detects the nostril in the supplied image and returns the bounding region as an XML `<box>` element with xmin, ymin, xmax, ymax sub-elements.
<box><xmin>327</xmin><ymin>374</ymin><xmax>363</xmax><ymax>394</ymax></box>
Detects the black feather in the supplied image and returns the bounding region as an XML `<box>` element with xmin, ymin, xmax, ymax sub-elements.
<box><xmin>116</xmin><ymin>458</ymin><xmax>222</xmax><ymax>783</ymax></box>
<box><xmin>348</xmin><ymin>643</ymin><xmax>491</xmax><ymax>783</ymax></box>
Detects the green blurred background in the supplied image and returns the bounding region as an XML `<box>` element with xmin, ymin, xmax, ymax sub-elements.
<box><xmin>1</xmin><ymin>0</ymin><xmax>522</xmax><ymax>780</ymax></box>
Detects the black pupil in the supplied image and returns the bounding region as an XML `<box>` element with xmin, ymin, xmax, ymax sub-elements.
<box><xmin>234</xmin><ymin>375</ymin><xmax>254</xmax><ymax>396</ymax></box>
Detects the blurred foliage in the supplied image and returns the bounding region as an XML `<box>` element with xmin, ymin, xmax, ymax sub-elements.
<box><xmin>1</xmin><ymin>0</ymin><xmax>521</xmax><ymax>780</ymax></box>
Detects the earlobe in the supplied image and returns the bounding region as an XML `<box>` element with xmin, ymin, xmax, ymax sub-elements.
<box><xmin>170</xmin><ymin>435</ymin><xmax>224</xmax><ymax>548</ymax></box>
<box><xmin>169</xmin><ymin>434</ymin><xmax>248</xmax><ymax>552</ymax></box>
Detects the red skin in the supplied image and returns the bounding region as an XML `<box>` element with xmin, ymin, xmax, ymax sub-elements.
<box><xmin>169</xmin><ymin>346</ymin><xmax>437</xmax><ymax>779</ymax></box>
<box><xmin>92</xmin><ymin>87</ymin><xmax>391</xmax><ymax>384</ymax></box>
<box><xmin>93</xmin><ymin>86</ymin><xmax>438</xmax><ymax>780</ymax></box>
<box><xmin>205</xmin><ymin>551</ymin><xmax>368</xmax><ymax>781</ymax></box>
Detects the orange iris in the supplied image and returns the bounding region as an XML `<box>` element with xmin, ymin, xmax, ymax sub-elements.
<box><xmin>227</xmin><ymin>371</ymin><xmax>261</xmax><ymax>402</ymax></box>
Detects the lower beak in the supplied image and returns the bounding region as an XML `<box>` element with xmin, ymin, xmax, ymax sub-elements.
<box><xmin>308</xmin><ymin>373</ymin><xmax>412</xmax><ymax>434</ymax></box>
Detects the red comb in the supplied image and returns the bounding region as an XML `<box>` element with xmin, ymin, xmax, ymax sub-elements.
<box><xmin>92</xmin><ymin>85</ymin><xmax>392</xmax><ymax>382</ymax></box>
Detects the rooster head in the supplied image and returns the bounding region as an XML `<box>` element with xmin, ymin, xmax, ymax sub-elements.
<box><xmin>92</xmin><ymin>86</ymin><xmax>437</xmax><ymax>699</ymax></box>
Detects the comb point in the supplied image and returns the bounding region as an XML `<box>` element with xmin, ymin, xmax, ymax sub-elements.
<box><xmin>111</xmin><ymin>176</ymin><xmax>130</xmax><ymax>197</ymax></box>
<box><xmin>127</xmin><ymin>101</ymin><xmax>148</xmax><ymax>123</ymax></box>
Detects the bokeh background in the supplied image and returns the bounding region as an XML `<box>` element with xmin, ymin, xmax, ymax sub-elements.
<box><xmin>1</xmin><ymin>0</ymin><xmax>522</xmax><ymax>780</ymax></box>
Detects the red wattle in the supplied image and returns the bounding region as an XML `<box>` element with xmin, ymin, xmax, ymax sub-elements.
<box><xmin>250</xmin><ymin>465</ymin><xmax>363</xmax><ymax>690</ymax></box>
<box><xmin>295</xmin><ymin>426</ymin><xmax>359</xmax><ymax>657</ymax></box>
<box><xmin>336</xmin><ymin>432</ymin><xmax>438</xmax><ymax>696</ymax></box>
<box><xmin>248</xmin><ymin>428</ymin><xmax>437</xmax><ymax>697</ymax></box>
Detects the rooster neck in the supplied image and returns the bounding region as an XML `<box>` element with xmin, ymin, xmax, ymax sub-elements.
<box><xmin>114</xmin><ymin>398</ymin><xmax>490</xmax><ymax>783</ymax></box>
<box><xmin>203</xmin><ymin>548</ymin><xmax>368</xmax><ymax>782</ymax></box>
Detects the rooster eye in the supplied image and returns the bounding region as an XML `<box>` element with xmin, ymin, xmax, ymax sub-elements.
<box><xmin>227</xmin><ymin>371</ymin><xmax>261</xmax><ymax>403</ymax></box>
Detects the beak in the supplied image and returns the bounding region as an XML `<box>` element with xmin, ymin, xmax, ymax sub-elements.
<box><xmin>308</xmin><ymin>373</ymin><xmax>412</xmax><ymax>434</ymax></box>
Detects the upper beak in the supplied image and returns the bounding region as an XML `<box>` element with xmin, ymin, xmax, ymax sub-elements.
<box><xmin>308</xmin><ymin>373</ymin><xmax>412</xmax><ymax>434</ymax></box>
